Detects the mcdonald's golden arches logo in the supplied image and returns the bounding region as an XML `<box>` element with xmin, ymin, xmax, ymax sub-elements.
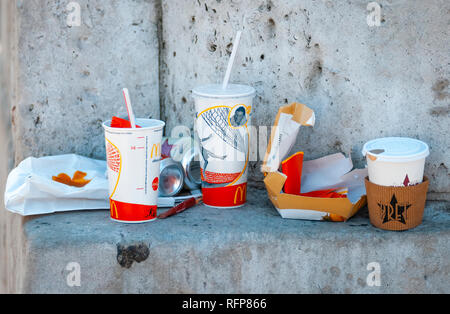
<box><xmin>110</xmin><ymin>200</ymin><xmax>118</xmax><ymax>219</ymax></box>
<box><xmin>234</xmin><ymin>186</ymin><xmax>246</xmax><ymax>205</ymax></box>
<box><xmin>151</xmin><ymin>143</ymin><xmax>161</xmax><ymax>159</ymax></box>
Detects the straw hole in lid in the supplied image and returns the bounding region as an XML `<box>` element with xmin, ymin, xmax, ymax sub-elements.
<box><xmin>369</xmin><ymin>149</ymin><xmax>385</xmax><ymax>154</ymax></box>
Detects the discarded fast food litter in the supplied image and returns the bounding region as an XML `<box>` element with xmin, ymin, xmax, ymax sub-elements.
<box><xmin>362</xmin><ymin>137</ymin><xmax>430</xmax><ymax>187</ymax></box>
<box><xmin>192</xmin><ymin>29</ymin><xmax>259</xmax><ymax>208</ymax></box>
<box><xmin>158</xmin><ymin>196</ymin><xmax>203</xmax><ymax>219</ymax></box>
<box><xmin>193</xmin><ymin>84</ymin><xmax>256</xmax><ymax>208</ymax></box>
<box><xmin>363</xmin><ymin>137</ymin><xmax>431</xmax><ymax>231</ymax></box>
<box><xmin>262</xmin><ymin>103</ymin><xmax>368</xmax><ymax>222</ymax></box>
<box><xmin>365</xmin><ymin>177</ymin><xmax>429</xmax><ymax>231</ymax></box>
<box><xmin>4</xmin><ymin>154</ymin><xmax>110</xmax><ymax>216</ymax></box>
<box><xmin>103</xmin><ymin>118</ymin><xmax>165</xmax><ymax>223</ymax></box>
<box><xmin>159</xmin><ymin>158</ymin><xmax>185</xmax><ymax>197</ymax></box>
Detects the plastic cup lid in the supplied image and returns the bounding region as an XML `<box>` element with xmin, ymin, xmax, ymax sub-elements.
<box><xmin>192</xmin><ymin>84</ymin><xmax>256</xmax><ymax>99</ymax></box>
<box><xmin>362</xmin><ymin>137</ymin><xmax>430</xmax><ymax>162</ymax></box>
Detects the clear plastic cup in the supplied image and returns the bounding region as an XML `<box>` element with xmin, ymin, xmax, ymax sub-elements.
<box><xmin>103</xmin><ymin>119</ymin><xmax>165</xmax><ymax>223</ymax></box>
<box><xmin>193</xmin><ymin>84</ymin><xmax>256</xmax><ymax>208</ymax></box>
<box><xmin>362</xmin><ymin>137</ymin><xmax>430</xmax><ymax>187</ymax></box>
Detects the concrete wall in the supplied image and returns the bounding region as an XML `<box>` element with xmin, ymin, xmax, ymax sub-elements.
<box><xmin>0</xmin><ymin>0</ymin><xmax>28</xmax><ymax>294</ymax></box>
<box><xmin>160</xmin><ymin>0</ymin><xmax>449</xmax><ymax>197</ymax></box>
<box><xmin>11</xmin><ymin>0</ymin><xmax>161</xmax><ymax>163</ymax></box>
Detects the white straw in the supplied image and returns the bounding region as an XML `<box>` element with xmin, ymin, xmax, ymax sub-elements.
<box><xmin>222</xmin><ymin>31</ymin><xmax>242</xmax><ymax>90</ymax></box>
<box><xmin>122</xmin><ymin>88</ymin><xmax>136</xmax><ymax>128</ymax></box>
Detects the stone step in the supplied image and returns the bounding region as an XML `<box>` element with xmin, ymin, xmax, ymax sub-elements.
<box><xmin>19</xmin><ymin>188</ymin><xmax>450</xmax><ymax>293</ymax></box>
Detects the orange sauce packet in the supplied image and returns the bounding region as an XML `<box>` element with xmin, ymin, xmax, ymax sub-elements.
<box><xmin>52</xmin><ymin>171</ymin><xmax>92</xmax><ymax>188</ymax></box>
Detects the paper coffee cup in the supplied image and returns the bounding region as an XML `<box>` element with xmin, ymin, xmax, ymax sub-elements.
<box><xmin>103</xmin><ymin>119</ymin><xmax>165</xmax><ymax>223</ymax></box>
<box><xmin>362</xmin><ymin>137</ymin><xmax>430</xmax><ymax>187</ymax></box>
<box><xmin>193</xmin><ymin>84</ymin><xmax>256</xmax><ymax>208</ymax></box>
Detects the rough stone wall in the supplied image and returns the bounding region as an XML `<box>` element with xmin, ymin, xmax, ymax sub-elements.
<box><xmin>160</xmin><ymin>0</ymin><xmax>449</xmax><ymax>197</ymax></box>
<box><xmin>11</xmin><ymin>0</ymin><xmax>161</xmax><ymax>163</ymax></box>
<box><xmin>0</xmin><ymin>0</ymin><xmax>28</xmax><ymax>294</ymax></box>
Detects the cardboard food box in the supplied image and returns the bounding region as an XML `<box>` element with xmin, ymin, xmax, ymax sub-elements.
<box><xmin>262</xmin><ymin>103</ymin><xmax>368</xmax><ymax>221</ymax></box>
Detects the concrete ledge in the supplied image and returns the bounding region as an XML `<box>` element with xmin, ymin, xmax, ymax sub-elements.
<box><xmin>21</xmin><ymin>188</ymin><xmax>450</xmax><ymax>293</ymax></box>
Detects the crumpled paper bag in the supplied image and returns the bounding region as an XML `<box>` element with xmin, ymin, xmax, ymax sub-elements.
<box><xmin>4</xmin><ymin>154</ymin><xmax>109</xmax><ymax>216</ymax></box>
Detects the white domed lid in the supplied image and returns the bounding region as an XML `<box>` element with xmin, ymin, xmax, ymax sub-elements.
<box><xmin>192</xmin><ymin>84</ymin><xmax>256</xmax><ymax>99</ymax></box>
<box><xmin>362</xmin><ymin>137</ymin><xmax>430</xmax><ymax>162</ymax></box>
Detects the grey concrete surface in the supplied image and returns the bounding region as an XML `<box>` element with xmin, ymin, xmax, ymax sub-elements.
<box><xmin>12</xmin><ymin>0</ymin><xmax>161</xmax><ymax>163</ymax></box>
<box><xmin>19</xmin><ymin>188</ymin><xmax>450</xmax><ymax>293</ymax></box>
<box><xmin>160</xmin><ymin>0</ymin><xmax>450</xmax><ymax>197</ymax></box>
<box><xmin>0</xmin><ymin>0</ymin><xmax>28</xmax><ymax>294</ymax></box>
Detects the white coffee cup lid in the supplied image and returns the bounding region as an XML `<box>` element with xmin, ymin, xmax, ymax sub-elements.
<box><xmin>362</xmin><ymin>137</ymin><xmax>430</xmax><ymax>162</ymax></box>
<box><xmin>192</xmin><ymin>84</ymin><xmax>256</xmax><ymax>99</ymax></box>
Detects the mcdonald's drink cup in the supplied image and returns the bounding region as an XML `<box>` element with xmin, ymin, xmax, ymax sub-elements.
<box><xmin>193</xmin><ymin>84</ymin><xmax>256</xmax><ymax>208</ymax></box>
<box><xmin>362</xmin><ymin>137</ymin><xmax>430</xmax><ymax>187</ymax></box>
<box><xmin>103</xmin><ymin>119</ymin><xmax>165</xmax><ymax>223</ymax></box>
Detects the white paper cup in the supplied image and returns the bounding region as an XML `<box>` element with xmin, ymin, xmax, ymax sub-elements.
<box><xmin>193</xmin><ymin>84</ymin><xmax>256</xmax><ymax>208</ymax></box>
<box><xmin>362</xmin><ymin>137</ymin><xmax>430</xmax><ymax>187</ymax></box>
<box><xmin>103</xmin><ymin>119</ymin><xmax>165</xmax><ymax>223</ymax></box>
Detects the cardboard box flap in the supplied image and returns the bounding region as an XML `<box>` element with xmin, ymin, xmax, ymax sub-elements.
<box><xmin>262</xmin><ymin>103</ymin><xmax>315</xmax><ymax>173</ymax></box>
<box><xmin>261</xmin><ymin>103</ymin><xmax>367</xmax><ymax>221</ymax></box>
<box><xmin>264</xmin><ymin>171</ymin><xmax>365</xmax><ymax>219</ymax></box>
<box><xmin>290</xmin><ymin>102</ymin><xmax>315</xmax><ymax>126</ymax></box>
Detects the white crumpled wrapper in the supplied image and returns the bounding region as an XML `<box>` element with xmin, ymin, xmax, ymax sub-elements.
<box><xmin>4</xmin><ymin>154</ymin><xmax>109</xmax><ymax>216</ymax></box>
<box><xmin>301</xmin><ymin>153</ymin><xmax>368</xmax><ymax>203</ymax></box>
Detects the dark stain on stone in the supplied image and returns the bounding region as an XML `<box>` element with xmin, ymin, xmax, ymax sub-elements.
<box><xmin>117</xmin><ymin>243</ymin><xmax>150</xmax><ymax>269</ymax></box>
<box><xmin>305</xmin><ymin>60</ymin><xmax>323</xmax><ymax>90</ymax></box>
<box><xmin>429</xmin><ymin>105</ymin><xmax>449</xmax><ymax>117</ymax></box>
<box><xmin>432</xmin><ymin>79</ymin><xmax>449</xmax><ymax>100</ymax></box>
<box><xmin>182</xmin><ymin>97</ymin><xmax>187</xmax><ymax>104</ymax></box>
<box><xmin>208</xmin><ymin>43</ymin><xmax>217</xmax><ymax>52</ymax></box>
<box><xmin>131</xmin><ymin>20</ymin><xmax>143</xmax><ymax>26</ymax></box>
<box><xmin>268</xmin><ymin>18</ymin><xmax>276</xmax><ymax>27</ymax></box>
<box><xmin>260</xmin><ymin>54</ymin><xmax>265</xmax><ymax>61</ymax></box>
<box><xmin>304</xmin><ymin>32</ymin><xmax>312</xmax><ymax>49</ymax></box>
<box><xmin>226</xmin><ymin>43</ymin><xmax>233</xmax><ymax>56</ymax></box>
<box><xmin>173</xmin><ymin>51</ymin><xmax>176</xmax><ymax>57</ymax></box>
<box><xmin>334</xmin><ymin>140</ymin><xmax>343</xmax><ymax>151</ymax></box>
<box><xmin>191</xmin><ymin>16</ymin><xmax>196</xmax><ymax>23</ymax></box>
<box><xmin>34</xmin><ymin>116</ymin><xmax>41</xmax><ymax>127</ymax></box>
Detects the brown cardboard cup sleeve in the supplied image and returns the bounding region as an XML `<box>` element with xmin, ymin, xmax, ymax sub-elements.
<box><xmin>365</xmin><ymin>177</ymin><xmax>429</xmax><ymax>231</ymax></box>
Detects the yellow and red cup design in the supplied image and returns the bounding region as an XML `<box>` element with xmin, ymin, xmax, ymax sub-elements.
<box><xmin>193</xmin><ymin>84</ymin><xmax>256</xmax><ymax>208</ymax></box>
<box><xmin>103</xmin><ymin>119</ymin><xmax>165</xmax><ymax>223</ymax></box>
